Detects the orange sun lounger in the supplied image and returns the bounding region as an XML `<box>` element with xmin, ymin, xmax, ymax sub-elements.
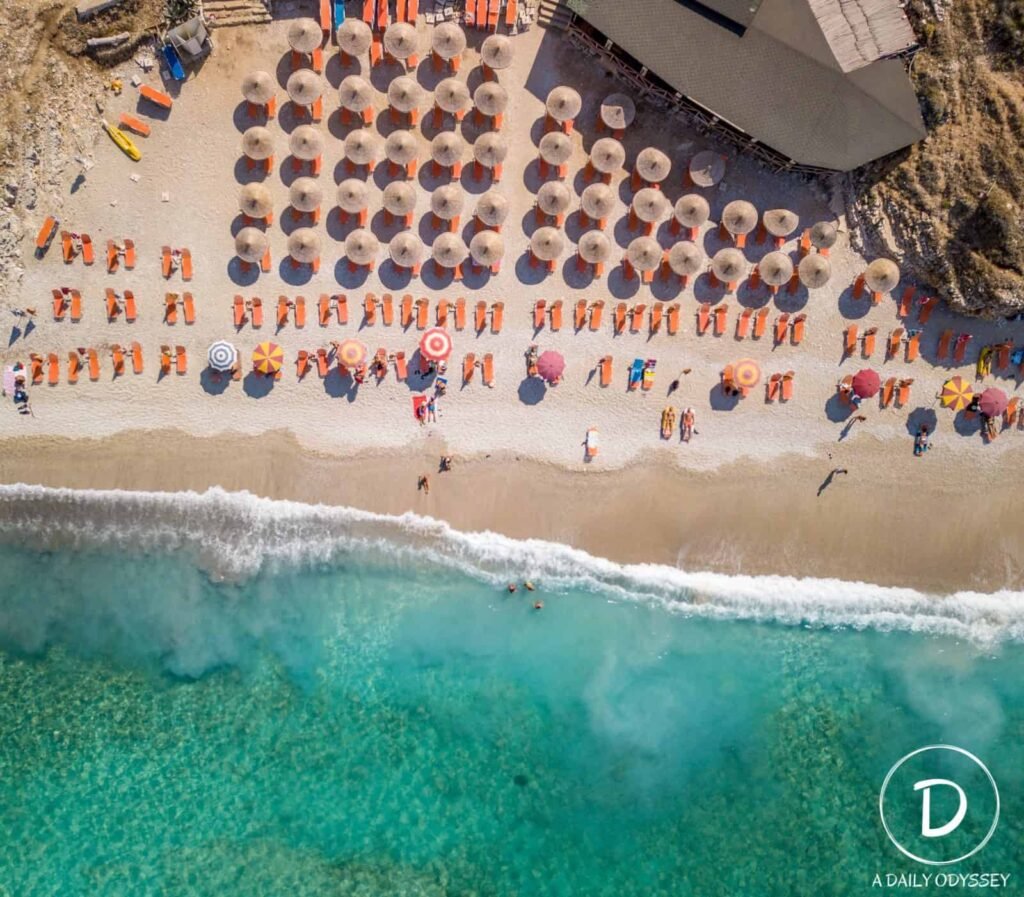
<box><xmin>401</xmin><ymin>294</ymin><xmax>413</xmax><ymax>328</ymax></box>
<box><xmin>164</xmin><ymin>293</ymin><xmax>178</xmax><ymax>324</ymax></box>
<box><xmin>280</xmin><ymin>297</ymin><xmax>292</xmax><ymax>328</ymax></box>
<box><xmin>766</xmin><ymin>373</ymin><xmax>781</xmax><ymax>402</ymax></box>
<box><xmin>590</xmin><ymin>301</ymin><xmax>604</xmax><ymax>331</ymax></box>
<box><xmin>319</xmin><ymin>295</ymin><xmax>332</xmax><ymax>326</ymax></box>
<box><xmin>106</xmin><ymin>288</ymin><xmax>120</xmax><ymax>320</ymax></box>
<box><xmin>295</xmin><ymin>296</ymin><xmax>306</xmax><ymax>328</ymax></box>
<box><xmin>87</xmin><ymin>348</ymin><xmax>100</xmax><ymax>381</ymax></box>
<box><xmin>111</xmin><ymin>346</ymin><xmax>125</xmax><ymax>377</ymax></box>
<box><xmin>463</xmin><ymin>352</ymin><xmax>476</xmax><ymax>383</ymax></box>
<box><xmin>416</xmin><ymin>298</ymin><xmax>429</xmax><ymax>329</ymax></box>
<box><xmin>650</xmin><ymin>303</ymin><xmax>662</xmax><ymax>333</ymax></box>
<box><xmin>455</xmin><ymin>298</ymin><xmax>466</xmax><ymax>330</ymax></box>
<box><xmin>575</xmin><ymin>300</ymin><xmax>587</xmax><ymax>331</ymax></box>
<box><xmin>251</xmin><ymin>297</ymin><xmax>264</xmax><ymax>328</ymax></box>
<box><xmin>713</xmin><ymin>304</ymin><xmax>727</xmax><ymax>336</ymax></box>
<box><xmin>124</xmin><ymin>290</ymin><xmax>137</xmax><ymax>322</ymax></box>
<box><xmin>630</xmin><ymin>304</ymin><xmax>645</xmax><ymax>333</ymax></box>
<box><xmin>791</xmin><ymin>313</ymin><xmax>806</xmax><ymax>344</ymax></box>
<box><xmin>69</xmin><ymin>290</ymin><xmax>82</xmax><ymax>322</ymax></box>
<box><xmin>697</xmin><ymin>303</ymin><xmax>710</xmax><ymax>335</ymax></box>
<box><xmin>844</xmin><ymin>325</ymin><xmax>858</xmax><ymax>356</ymax></box>
<box><xmin>36</xmin><ymin>216</ymin><xmax>59</xmax><ymax>255</ymax></box>
<box><xmin>119</xmin><ymin>113</ymin><xmax>151</xmax><ymax>137</ymax></box>
<box><xmin>131</xmin><ymin>342</ymin><xmax>143</xmax><ymax>374</ymax></box>
<box><xmin>139</xmin><ymin>84</ymin><xmax>173</xmax><ymax>109</ymax></box>
<box><xmin>550</xmin><ymin>300</ymin><xmax>563</xmax><ymax>331</ymax></box>
<box><xmin>475</xmin><ymin>301</ymin><xmax>487</xmax><ymax>332</ymax></box>
<box><xmin>316</xmin><ymin>348</ymin><xmax>330</xmax><ymax>377</ymax></box>
<box><xmin>437</xmin><ymin>300</ymin><xmax>449</xmax><ymax>328</ymax></box>
<box><xmin>395</xmin><ymin>351</ymin><xmax>408</xmax><ymax>380</ymax></box>
<box><xmin>614</xmin><ymin>302</ymin><xmax>627</xmax><ymax>334</ymax></box>
<box><xmin>773</xmin><ymin>313</ymin><xmax>789</xmax><ymax>344</ymax></box>
<box><xmin>896</xmin><ymin>378</ymin><xmax>913</xmax><ymax>407</ymax></box>
<box><xmin>381</xmin><ymin>294</ymin><xmax>394</xmax><ymax>326</ymax></box>
<box><xmin>47</xmin><ymin>353</ymin><xmax>59</xmax><ymax>385</ymax></box>
<box><xmin>67</xmin><ymin>351</ymin><xmax>81</xmax><ymax>384</ymax></box>
<box><xmin>781</xmin><ymin>371</ymin><xmax>794</xmax><ymax>401</ymax></box>
<box><xmin>862</xmin><ymin>328</ymin><xmax>877</xmax><ymax>358</ymax></box>
<box><xmin>735</xmin><ymin>308</ymin><xmax>751</xmax><ymax>339</ymax></box>
<box><xmin>296</xmin><ymin>350</ymin><xmax>311</xmax><ymax>379</ymax></box>
<box><xmin>753</xmin><ymin>307</ymin><xmax>768</xmax><ymax>340</ymax></box>
<box><xmin>906</xmin><ymin>331</ymin><xmax>920</xmax><ymax>362</ymax></box>
<box><xmin>482</xmin><ymin>353</ymin><xmax>494</xmax><ymax>386</ymax></box>
<box><xmin>918</xmin><ymin>296</ymin><xmax>938</xmax><ymax>324</ymax></box>
<box><xmin>953</xmin><ymin>333</ymin><xmax>971</xmax><ymax>363</ymax></box>
<box><xmin>881</xmin><ymin>376</ymin><xmax>896</xmax><ymax>407</ymax></box>
<box><xmin>936</xmin><ymin>329</ymin><xmax>952</xmax><ymax>359</ymax></box>
<box><xmin>599</xmin><ymin>356</ymin><xmax>612</xmax><ymax>387</ymax></box>
<box><xmin>887</xmin><ymin>328</ymin><xmax>904</xmax><ymax>359</ymax></box>
<box><xmin>363</xmin><ymin>294</ymin><xmax>377</xmax><ymax>325</ymax></box>
<box><xmin>491</xmin><ymin>301</ymin><xmax>503</xmax><ymax>333</ymax></box>
<box><xmin>175</xmin><ymin>345</ymin><xmax>188</xmax><ymax>375</ymax></box>
<box><xmin>29</xmin><ymin>354</ymin><xmax>43</xmax><ymax>384</ymax></box>
<box><xmin>181</xmin><ymin>249</ymin><xmax>193</xmax><ymax>281</ymax></box>
<box><xmin>235</xmin><ymin>295</ymin><xmax>247</xmax><ymax>327</ymax></box>
<box><xmin>666</xmin><ymin>303</ymin><xmax>679</xmax><ymax>335</ymax></box>
<box><xmin>182</xmin><ymin>292</ymin><xmax>196</xmax><ymax>325</ymax></box>
<box><xmin>534</xmin><ymin>299</ymin><xmax>546</xmax><ymax>331</ymax></box>
<box><xmin>160</xmin><ymin>346</ymin><xmax>172</xmax><ymax>376</ymax></box>
<box><xmin>335</xmin><ymin>295</ymin><xmax>348</xmax><ymax>325</ymax></box>
<box><xmin>52</xmin><ymin>289</ymin><xmax>66</xmax><ymax>320</ymax></box>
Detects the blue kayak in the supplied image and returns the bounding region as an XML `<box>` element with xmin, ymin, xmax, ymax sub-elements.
<box><xmin>162</xmin><ymin>44</ymin><xmax>186</xmax><ymax>81</ymax></box>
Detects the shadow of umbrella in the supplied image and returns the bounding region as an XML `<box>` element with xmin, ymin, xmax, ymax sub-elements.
<box><xmin>518</xmin><ymin>377</ymin><xmax>546</xmax><ymax>405</ymax></box>
<box><xmin>906</xmin><ymin>406</ymin><xmax>938</xmax><ymax>436</ymax></box>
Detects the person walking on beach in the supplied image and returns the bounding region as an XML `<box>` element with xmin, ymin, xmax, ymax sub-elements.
<box><xmin>427</xmin><ymin>396</ymin><xmax>437</xmax><ymax>423</ymax></box>
<box><xmin>418</xmin><ymin>475</ymin><xmax>430</xmax><ymax>494</ymax></box>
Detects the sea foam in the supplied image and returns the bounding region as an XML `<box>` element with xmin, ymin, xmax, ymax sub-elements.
<box><xmin>0</xmin><ymin>483</ymin><xmax>1021</xmax><ymax>644</ymax></box>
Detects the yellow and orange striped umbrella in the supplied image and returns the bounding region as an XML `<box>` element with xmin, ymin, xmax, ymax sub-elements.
<box><xmin>940</xmin><ymin>376</ymin><xmax>973</xmax><ymax>411</ymax></box>
<box><xmin>252</xmin><ymin>341</ymin><xmax>284</xmax><ymax>375</ymax></box>
<box><xmin>336</xmin><ymin>338</ymin><xmax>367</xmax><ymax>368</ymax></box>
<box><xmin>734</xmin><ymin>358</ymin><xmax>761</xmax><ymax>389</ymax></box>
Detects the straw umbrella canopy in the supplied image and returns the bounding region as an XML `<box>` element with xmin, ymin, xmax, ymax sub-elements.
<box><xmin>242</xmin><ymin>71</ymin><xmax>274</xmax><ymax>105</ymax></box>
<box><xmin>581</xmin><ymin>183</ymin><xmax>616</xmax><ymax>220</ymax></box>
<box><xmin>600</xmin><ymin>93</ymin><xmax>636</xmax><ymax>131</ymax></box>
<box><xmin>473</xmin><ymin>81</ymin><xmax>508</xmax><ymax>117</ymax></box>
<box><xmin>344</xmin><ymin>129</ymin><xmax>381</xmax><ymax>166</ymax></box>
<box><xmin>239</xmin><ymin>183</ymin><xmax>273</xmax><ymax>219</ymax></box>
<box><xmin>538</xmin><ymin>131</ymin><xmax>572</xmax><ymax>165</ymax></box>
<box><xmin>431</xmin><ymin>184</ymin><xmax>464</xmax><ymax>221</ymax></box>
<box><xmin>473</xmin><ymin>133</ymin><xmax>508</xmax><ymax>167</ymax></box>
<box><xmin>252</xmin><ymin>341</ymin><xmax>285</xmax><ymax>375</ymax></box>
<box><xmin>758</xmin><ymin>251</ymin><xmax>793</xmax><ymax>287</ymax></box>
<box><xmin>721</xmin><ymin>200</ymin><xmax>758</xmax><ymax>237</ymax></box>
<box><xmin>689</xmin><ymin>150</ymin><xmax>725</xmax><ymax>187</ymax></box>
<box><xmin>235</xmin><ymin>227</ymin><xmax>269</xmax><ymax>263</ymax></box>
<box><xmin>763</xmin><ymin>208</ymin><xmax>800</xmax><ymax>239</ymax></box>
<box><xmin>578</xmin><ymin>230</ymin><xmax>611</xmax><ymax>264</ymax></box>
<box><xmin>338</xmin><ymin>75</ymin><xmax>373</xmax><ymax>111</ymax></box>
<box><xmin>336</xmin><ymin>178</ymin><xmax>369</xmax><ymax>213</ymax></box>
<box><xmin>389</xmin><ymin>232</ymin><xmax>424</xmax><ymax>268</ymax></box>
<box><xmin>852</xmin><ymin>369</ymin><xmax>881</xmax><ymax>399</ymax></box>
<box><xmin>435</xmin><ymin>78</ymin><xmax>471</xmax><ymax>114</ymax></box>
<box><xmin>810</xmin><ymin>220</ymin><xmax>838</xmax><ymax>250</ymax></box>
<box><xmin>289</xmin><ymin>177</ymin><xmax>323</xmax><ymax>213</ymax></box>
<box><xmin>208</xmin><ymin>340</ymin><xmax>238</xmax><ymax>372</ymax></box>
<box><xmin>537</xmin><ymin>351</ymin><xmax>566</xmax><ymax>383</ymax></box>
<box><xmin>287</xmin><ymin>228</ymin><xmax>321</xmax><ymax>264</ymax></box>
<box><xmin>798</xmin><ymin>254</ymin><xmax>832</xmax><ymax>289</ymax></box>
<box><xmin>537</xmin><ymin>181</ymin><xmax>572</xmax><ymax>217</ymax></box>
<box><xmin>940</xmin><ymin>377</ymin><xmax>974</xmax><ymax>411</ymax></box>
<box><xmin>635</xmin><ymin>147</ymin><xmax>671</xmax><ymax>183</ymax></box>
<box><xmin>337</xmin><ymin>18</ymin><xmax>372</xmax><ymax>56</ymax></box>
<box><xmin>420</xmin><ymin>328</ymin><xmax>453</xmax><ymax>362</ymax></box>
<box><xmin>626</xmin><ymin>236</ymin><xmax>662</xmax><ymax>272</ymax></box>
<box><xmin>383</xmin><ymin>181</ymin><xmax>417</xmax><ymax>217</ymax></box>
<box><xmin>432</xmin><ymin>233</ymin><xmax>469</xmax><ymax>268</ymax></box>
<box><xmin>432</xmin><ymin>22</ymin><xmax>466</xmax><ymax>59</ymax></box>
<box><xmin>674</xmin><ymin>194</ymin><xmax>710</xmax><ymax>229</ymax></box>
<box><xmin>383</xmin><ymin>21</ymin><xmax>418</xmax><ymax>59</ymax></box>
<box><xmin>734</xmin><ymin>359</ymin><xmax>761</xmax><ymax>390</ymax></box>
<box><xmin>286</xmin><ymin>70</ymin><xmax>324</xmax><ymax>106</ymax></box>
<box><xmin>388</xmin><ymin>76</ymin><xmax>423</xmax><ymax>113</ymax></box>
<box><xmin>336</xmin><ymin>339</ymin><xmax>368</xmax><ymax>368</ymax></box>
<box><xmin>470</xmin><ymin>230</ymin><xmax>505</xmax><ymax>267</ymax></box>
<box><xmin>345</xmin><ymin>228</ymin><xmax>380</xmax><ymax>266</ymax></box>
<box><xmin>632</xmin><ymin>187</ymin><xmax>668</xmax><ymax>223</ymax></box>
<box><xmin>288</xmin><ymin>17</ymin><xmax>321</xmax><ymax>53</ymax></box>
<box><xmin>480</xmin><ymin>34</ymin><xmax>513</xmax><ymax>70</ymax></box>
<box><xmin>712</xmin><ymin>247</ymin><xmax>747</xmax><ymax>282</ymax></box>
<box><xmin>865</xmin><ymin>258</ymin><xmax>900</xmax><ymax>293</ymax></box>
<box><xmin>431</xmin><ymin>132</ymin><xmax>466</xmax><ymax>168</ymax></box>
<box><xmin>667</xmin><ymin>241</ymin><xmax>704</xmax><ymax>276</ymax></box>
<box><xmin>590</xmin><ymin>138</ymin><xmax>625</xmax><ymax>174</ymax></box>
<box><xmin>289</xmin><ymin>125</ymin><xmax>324</xmax><ymax>161</ymax></box>
<box><xmin>546</xmin><ymin>86</ymin><xmax>582</xmax><ymax>123</ymax></box>
<box><xmin>385</xmin><ymin>130</ymin><xmax>418</xmax><ymax>166</ymax></box>
<box><xmin>531</xmin><ymin>227</ymin><xmax>564</xmax><ymax>261</ymax></box>
<box><xmin>979</xmin><ymin>387</ymin><xmax>1009</xmax><ymax>417</ymax></box>
<box><xmin>241</xmin><ymin>126</ymin><xmax>274</xmax><ymax>160</ymax></box>
<box><xmin>475</xmin><ymin>191</ymin><xmax>509</xmax><ymax>227</ymax></box>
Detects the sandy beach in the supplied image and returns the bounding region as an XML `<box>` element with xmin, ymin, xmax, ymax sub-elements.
<box><xmin>1</xmin><ymin>11</ymin><xmax>1023</xmax><ymax>594</ymax></box>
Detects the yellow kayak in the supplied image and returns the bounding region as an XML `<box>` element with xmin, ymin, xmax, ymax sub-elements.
<box><xmin>102</xmin><ymin>119</ymin><xmax>141</xmax><ymax>161</ymax></box>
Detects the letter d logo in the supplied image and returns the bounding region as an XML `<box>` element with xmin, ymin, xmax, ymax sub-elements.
<box><xmin>915</xmin><ymin>779</ymin><xmax>967</xmax><ymax>838</ymax></box>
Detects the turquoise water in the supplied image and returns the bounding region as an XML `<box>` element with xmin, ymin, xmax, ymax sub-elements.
<box><xmin>1</xmin><ymin>487</ymin><xmax>1023</xmax><ymax>896</ymax></box>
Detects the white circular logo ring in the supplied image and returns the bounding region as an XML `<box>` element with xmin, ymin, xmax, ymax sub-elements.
<box><xmin>879</xmin><ymin>744</ymin><xmax>999</xmax><ymax>866</ymax></box>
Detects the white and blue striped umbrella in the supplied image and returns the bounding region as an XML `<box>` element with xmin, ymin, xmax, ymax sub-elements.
<box><xmin>208</xmin><ymin>341</ymin><xmax>238</xmax><ymax>372</ymax></box>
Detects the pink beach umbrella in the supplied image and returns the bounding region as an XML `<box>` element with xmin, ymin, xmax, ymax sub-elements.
<box><xmin>419</xmin><ymin>327</ymin><xmax>453</xmax><ymax>362</ymax></box>
<box><xmin>537</xmin><ymin>350</ymin><xmax>565</xmax><ymax>383</ymax></box>
<box><xmin>852</xmin><ymin>369</ymin><xmax>881</xmax><ymax>399</ymax></box>
<box><xmin>979</xmin><ymin>387</ymin><xmax>1008</xmax><ymax>417</ymax></box>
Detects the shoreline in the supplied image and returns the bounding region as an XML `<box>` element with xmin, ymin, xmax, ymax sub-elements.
<box><xmin>1</xmin><ymin>428</ymin><xmax>1021</xmax><ymax>594</ymax></box>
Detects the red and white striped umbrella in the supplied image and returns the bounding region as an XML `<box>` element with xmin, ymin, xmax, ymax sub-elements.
<box><xmin>419</xmin><ymin>327</ymin><xmax>453</xmax><ymax>361</ymax></box>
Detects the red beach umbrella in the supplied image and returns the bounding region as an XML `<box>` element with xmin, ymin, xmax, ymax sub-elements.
<box><xmin>979</xmin><ymin>387</ymin><xmax>1008</xmax><ymax>417</ymax></box>
<box><xmin>420</xmin><ymin>327</ymin><xmax>453</xmax><ymax>362</ymax></box>
<box><xmin>852</xmin><ymin>369</ymin><xmax>881</xmax><ymax>398</ymax></box>
<box><xmin>537</xmin><ymin>350</ymin><xmax>565</xmax><ymax>383</ymax></box>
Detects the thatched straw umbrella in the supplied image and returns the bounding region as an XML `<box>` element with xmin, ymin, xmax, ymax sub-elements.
<box><xmin>432</xmin><ymin>22</ymin><xmax>466</xmax><ymax>60</ymax></box>
<box><xmin>578</xmin><ymin>230</ymin><xmax>611</xmax><ymax>264</ymax></box>
<box><xmin>721</xmin><ymin>199</ymin><xmax>758</xmax><ymax>237</ymax></box>
<box><xmin>431</xmin><ymin>132</ymin><xmax>466</xmax><ymax>168</ymax></box>
<box><xmin>581</xmin><ymin>183</ymin><xmax>616</xmax><ymax>222</ymax></box>
<box><xmin>546</xmin><ymin>86</ymin><xmax>582</xmax><ymax>126</ymax></box>
<box><xmin>537</xmin><ymin>181</ymin><xmax>571</xmax><ymax>218</ymax></box>
<box><xmin>432</xmin><ymin>232</ymin><xmax>469</xmax><ymax>268</ymax></box>
<box><xmin>345</xmin><ymin>228</ymin><xmax>380</xmax><ymax>266</ymax></box>
<box><xmin>235</xmin><ymin>227</ymin><xmax>269</xmax><ymax>263</ymax></box>
<box><xmin>385</xmin><ymin>130</ymin><xmax>418</xmax><ymax>167</ymax></box>
<box><xmin>239</xmin><ymin>183</ymin><xmax>273</xmax><ymax>219</ymax></box>
<box><xmin>688</xmin><ymin>150</ymin><xmax>725</xmax><ymax>187</ymax></box>
<box><xmin>336</xmin><ymin>178</ymin><xmax>369</xmax><ymax>213</ymax></box>
<box><xmin>635</xmin><ymin>147</ymin><xmax>671</xmax><ymax>184</ymax></box>
<box><xmin>389</xmin><ymin>232</ymin><xmax>424</xmax><ymax>269</ymax></box>
<box><xmin>286</xmin><ymin>70</ymin><xmax>323</xmax><ymax>106</ymax></box>
<box><xmin>338</xmin><ymin>75</ymin><xmax>373</xmax><ymax>111</ymax></box>
<box><xmin>480</xmin><ymin>34</ymin><xmax>513</xmax><ymax>71</ymax></box>
<box><xmin>711</xmin><ymin>247</ymin><xmax>747</xmax><ymax>283</ymax></box>
<box><xmin>242</xmin><ymin>71</ymin><xmax>274</xmax><ymax>104</ymax></box>
<box><xmin>344</xmin><ymin>129</ymin><xmax>381</xmax><ymax>167</ymax></box>
<box><xmin>589</xmin><ymin>138</ymin><xmax>625</xmax><ymax>176</ymax></box>
<box><xmin>435</xmin><ymin>78</ymin><xmax>471</xmax><ymax>115</ymax></box>
<box><xmin>763</xmin><ymin>208</ymin><xmax>799</xmax><ymax>240</ymax></box>
<box><xmin>632</xmin><ymin>188</ymin><xmax>668</xmax><ymax>224</ymax></box>
<box><xmin>474</xmin><ymin>81</ymin><xmax>509</xmax><ymax>117</ymax></box>
<box><xmin>810</xmin><ymin>221</ymin><xmax>838</xmax><ymax>250</ymax></box>
<box><xmin>538</xmin><ymin>132</ymin><xmax>573</xmax><ymax>166</ymax></box>
<box><xmin>387</xmin><ymin>76</ymin><xmax>423</xmax><ymax>113</ymax></box>
<box><xmin>383</xmin><ymin>22</ymin><xmax>418</xmax><ymax>60</ymax></box>
<box><xmin>531</xmin><ymin>227</ymin><xmax>564</xmax><ymax>261</ymax></box>
<box><xmin>288</xmin><ymin>228</ymin><xmax>321</xmax><ymax>264</ymax></box>
<box><xmin>383</xmin><ymin>181</ymin><xmax>417</xmax><ymax>217</ymax></box>
<box><xmin>798</xmin><ymin>253</ymin><xmax>832</xmax><ymax>289</ymax></box>
<box><xmin>337</xmin><ymin>18</ymin><xmax>372</xmax><ymax>57</ymax></box>
<box><xmin>757</xmin><ymin>251</ymin><xmax>793</xmax><ymax>287</ymax></box>
<box><xmin>289</xmin><ymin>125</ymin><xmax>324</xmax><ymax>161</ymax></box>
<box><xmin>289</xmin><ymin>177</ymin><xmax>322</xmax><ymax>213</ymax></box>
<box><xmin>667</xmin><ymin>241</ymin><xmax>704</xmax><ymax>277</ymax></box>
<box><xmin>287</xmin><ymin>18</ymin><xmax>321</xmax><ymax>53</ymax></box>
<box><xmin>475</xmin><ymin>191</ymin><xmax>509</xmax><ymax>228</ymax></box>
<box><xmin>864</xmin><ymin>259</ymin><xmax>900</xmax><ymax>294</ymax></box>
<box><xmin>473</xmin><ymin>132</ymin><xmax>508</xmax><ymax>168</ymax></box>
<box><xmin>470</xmin><ymin>230</ymin><xmax>505</xmax><ymax>268</ymax></box>
<box><xmin>241</xmin><ymin>126</ymin><xmax>274</xmax><ymax>160</ymax></box>
<box><xmin>673</xmin><ymin>194</ymin><xmax>710</xmax><ymax>231</ymax></box>
<box><xmin>431</xmin><ymin>184</ymin><xmax>464</xmax><ymax>222</ymax></box>
<box><xmin>600</xmin><ymin>93</ymin><xmax>635</xmax><ymax>131</ymax></box>
<box><xmin>626</xmin><ymin>236</ymin><xmax>661</xmax><ymax>272</ymax></box>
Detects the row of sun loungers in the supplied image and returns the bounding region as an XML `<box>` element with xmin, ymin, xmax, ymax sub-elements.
<box><xmin>28</xmin><ymin>344</ymin><xmax>145</xmax><ymax>384</ymax></box>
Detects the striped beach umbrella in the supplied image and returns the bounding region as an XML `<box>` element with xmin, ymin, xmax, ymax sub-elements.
<box><xmin>734</xmin><ymin>358</ymin><xmax>761</xmax><ymax>389</ymax></box>
<box><xmin>252</xmin><ymin>341</ymin><xmax>284</xmax><ymax>375</ymax></box>
<box><xmin>208</xmin><ymin>341</ymin><xmax>238</xmax><ymax>372</ymax></box>
<box><xmin>419</xmin><ymin>327</ymin><xmax>453</xmax><ymax>361</ymax></box>
<box><xmin>852</xmin><ymin>369</ymin><xmax>881</xmax><ymax>398</ymax></box>
<box><xmin>336</xmin><ymin>339</ymin><xmax>368</xmax><ymax>368</ymax></box>
<box><xmin>940</xmin><ymin>376</ymin><xmax>974</xmax><ymax>411</ymax></box>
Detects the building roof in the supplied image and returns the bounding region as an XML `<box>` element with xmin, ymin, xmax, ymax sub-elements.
<box><xmin>807</xmin><ymin>0</ymin><xmax>917</xmax><ymax>72</ymax></box>
<box><xmin>571</xmin><ymin>0</ymin><xmax>926</xmax><ymax>171</ymax></box>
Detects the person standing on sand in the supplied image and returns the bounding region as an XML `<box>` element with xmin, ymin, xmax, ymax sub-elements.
<box><xmin>418</xmin><ymin>475</ymin><xmax>430</xmax><ymax>495</ymax></box>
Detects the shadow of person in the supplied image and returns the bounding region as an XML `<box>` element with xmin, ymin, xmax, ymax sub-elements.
<box><xmin>816</xmin><ymin>468</ymin><xmax>848</xmax><ymax>497</ymax></box>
